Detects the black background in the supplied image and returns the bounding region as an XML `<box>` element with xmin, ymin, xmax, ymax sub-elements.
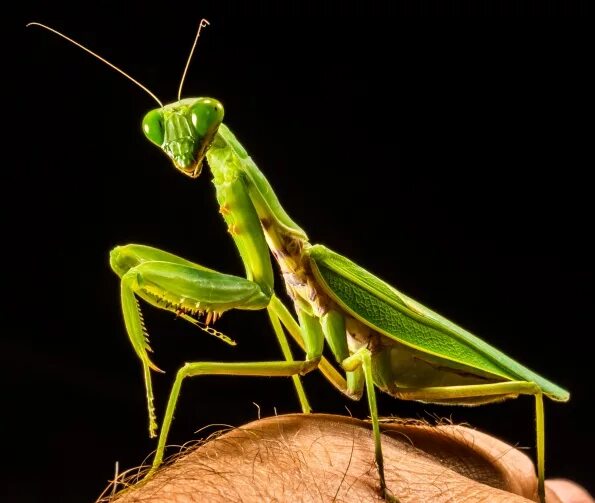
<box><xmin>16</xmin><ymin>3</ymin><xmax>592</xmax><ymax>502</ymax></box>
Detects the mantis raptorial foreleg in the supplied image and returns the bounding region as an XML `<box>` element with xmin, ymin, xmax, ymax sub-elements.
<box><xmin>111</xmin><ymin>244</ymin><xmax>316</xmax><ymax>436</ymax></box>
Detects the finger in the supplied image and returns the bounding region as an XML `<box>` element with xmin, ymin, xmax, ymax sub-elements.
<box><xmin>546</xmin><ymin>479</ymin><xmax>594</xmax><ymax>503</ymax></box>
<box><xmin>380</xmin><ymin>419</ymin><xmax>542</xmax><ymax>500</ymax></box>
<box><xmin>112</xmin><ymin>413</ymin><xmax>548</xmax><ymax>502</ymax></box>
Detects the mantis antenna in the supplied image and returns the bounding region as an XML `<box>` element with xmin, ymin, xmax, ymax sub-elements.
<box><xmin>26</xmin><ymin>22</ymin><xmax>163</xmax><ymax>107</ymax></box>
<box><xmin>177</xmin><ymin>19</ymin><xmax>211</xmax><ymax>101</ymax></box>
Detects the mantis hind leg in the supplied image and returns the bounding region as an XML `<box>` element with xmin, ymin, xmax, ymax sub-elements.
<box><xmin>284</xmin><ymin>305</ymin><xmax>390</xmax><ymax>499</ymax></box>
<box><xmin>268</xmin><ymin>301</ymin><xmax>392</xmax><ymax>499</ymax></box>
<box><xmin>396</xmin><ymin>381</ymin><xmax>545</xmax><ymax>503</ymax></box>
<box><xmin>343</xmin><ymin>348</ymin><xmax>397</xmax><ymax>503</ymax></box>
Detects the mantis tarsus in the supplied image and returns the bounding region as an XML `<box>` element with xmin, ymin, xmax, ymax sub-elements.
<box><xmin>29</xmin><ymin>21</ymin><xmax>570</xmax><ymax>503</ymax></box>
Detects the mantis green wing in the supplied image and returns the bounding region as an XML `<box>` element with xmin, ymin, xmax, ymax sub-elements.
<box><xmin>137</xmin><ymin>109</ymin><xmax>570</xmax><ymax>502</ymax></box>
<box><xmin>305</xmin><ymin>244</ymin><xmax>569</xmax><ymax>501</ymax></box>
<box><xmin>307</xmin><ymin>244</ymin><xmax>569</xmax><ymax>401</ymax></box>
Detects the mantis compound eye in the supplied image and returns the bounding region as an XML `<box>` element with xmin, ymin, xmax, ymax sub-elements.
<box><xmin>142</xmin><ymin>109</ymin><xmax>165</xmax><ymax>147</ymax></box>
<box><xmin>190</xmin><ymin>98</ymin><xmax>224</xmax><ymax>138</ymax></box>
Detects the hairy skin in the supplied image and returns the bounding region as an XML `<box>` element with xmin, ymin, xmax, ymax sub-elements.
<box><xmin>107</xmin><ymin>414</ymin><xmax>592</xmax><ymax>503</ymax></box>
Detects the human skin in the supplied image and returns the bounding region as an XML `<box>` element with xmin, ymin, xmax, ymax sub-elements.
<box><xmin>108</xmin><ymin>414</ymin><xmax>592</xmax><ymax>503</ymax></box>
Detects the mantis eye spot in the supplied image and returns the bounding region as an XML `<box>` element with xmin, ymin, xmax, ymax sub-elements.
<box><xmin>190</xmin><ymin>98</ymin><xmax>224</xmax><ymax>138</ymax></box>
<box><xmin>142</xmin><ymin>109</ymin><xmax>165</xmax><ymax>147</ymax></box>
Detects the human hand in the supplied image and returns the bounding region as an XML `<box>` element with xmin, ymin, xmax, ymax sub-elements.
<box><xmin>109</xmin><ymin>414</ymin><xmax>592</xmax><ymax>502</ymax></box>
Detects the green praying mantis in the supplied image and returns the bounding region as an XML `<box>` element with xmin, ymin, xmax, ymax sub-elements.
<box><xmin>29</xmin><ymin>21</ymin><xmax>570</xmax><ymax>503</ymax></box>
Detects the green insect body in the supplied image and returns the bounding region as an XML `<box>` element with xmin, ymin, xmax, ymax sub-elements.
<box><xmin>29</xmin><ymin>22</ymin><xmax>569</xmax><ymax>502</ymax></box>
<box><xmin>107</xmin><ymin>97</ymin><xmax>570</xmax><ymax>502</ymax></box>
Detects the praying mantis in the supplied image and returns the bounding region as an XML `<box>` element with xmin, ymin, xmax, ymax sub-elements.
<box><xmin>28</xmin><ymin>21</ymin><xmax>570</xmax><ymax>503</ymax></box>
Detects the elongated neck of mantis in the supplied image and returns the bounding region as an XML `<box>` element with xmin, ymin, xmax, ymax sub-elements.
<box><xmin>207</xmin><ymin>124</ymin><xmax>310</xmax><ymax>277</ymax></box>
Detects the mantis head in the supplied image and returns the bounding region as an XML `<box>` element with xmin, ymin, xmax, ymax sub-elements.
<box><xmin>142</xmin><ymin>97</ymin><xmax>224</xmax><ymax>178</ymax></box>
<box><xmin>28</xmin><ymin>21</ymin><xmax>219</xmax><ymax>179</ymax></box>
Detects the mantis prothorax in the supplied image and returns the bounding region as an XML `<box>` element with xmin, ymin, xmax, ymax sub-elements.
<box><xmin>29</xmin><ymin>21</ymin><xmax>569</xmax><ymax>503</ymax></box>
